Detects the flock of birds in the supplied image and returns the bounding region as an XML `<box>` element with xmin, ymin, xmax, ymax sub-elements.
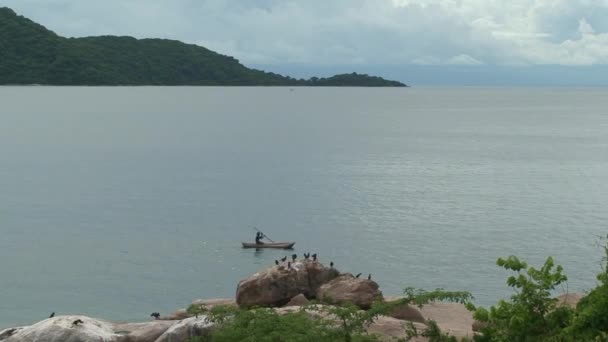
<box><xmin>273</xmin><ymin>252</ymin><xmax>372</xmax><ymax>281</ymax></box>
<box><xmin>43</xmin><ymin>252</ymin><xmax>372</xmax><ymax>326</ymax></box>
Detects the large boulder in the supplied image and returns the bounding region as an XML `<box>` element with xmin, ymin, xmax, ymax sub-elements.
<box><xmin>1</xmin><ymin>316</ymin><xmax>122</xmax><ymax>342</ymax></box>
<box><xmin>236</xmin><ymin>260</ymin><xmax>339</xmax><ymax>307</ymax></box>
<box><xmin>114</xmin><ymin>321</ymin><xmax>175</xmax><ymax>342</ymax></box>
<box><xmin>154</xmin><ymin>316</ymin><xmax>214</xmax><ymax>342</ymax></box>
<box><xmin>316</xmin><ymin>274</ymin><xmax>383</xmax><ymax>309</ymax></box>
<box><xmin>367</xmin><ymin>316</ymin><xmax>427</xmax><ymax>342</ymax></box>
<box><xmin>285</xmin><ymin>294</ymin><xmax>310</xmax><ymax>307</ymax></box>
<box><xmin>0</xmin><ymin>316</ymin><xmax>176</xmax><ymax>342</ymax></box>
<box><xmin>383</xmin><ymin>296</ymin><xmax>425</xmax><ymax>323</ymax></box>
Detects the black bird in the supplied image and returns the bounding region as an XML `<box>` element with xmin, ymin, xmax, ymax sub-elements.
<box><xmin>355</xmin><ymin>273</ymin><xmax>362</xmax><ymax>278</ymax></box>
<box><xmin>312</xmin><ymin>253</ymin><xmax>317</xmax><ymax>261</ymax></box>
<box><xmin>368</xmin><ymin>274</ymin><xmax>372</xmax><ymax>280</ymax></box>
<box><xmin>49</xmin><ymin>312</ymin><xmax>55</xmax><ymax>318</ymax></box>
<box><xmin>275</xmin><ymin>260</ymin><xmax>279</xmax><ymax>266</ymax></box>
<box><xmin>281</xmin><ymin>256</ymin><xmax>287</xmax><ymax>262</ymax></box>
<box><xmin>330</xmin><ymin>261</ymin><xmax>334</xmax><ymax>268</ymax></box>
<box><xmin>303</xmin><ymin>253</ymin><xmax>310</xmax><ymax>259</ymax></box>
<box><xmin>150</xmin><ymin>312</ymin><xmax>161</xmax><ymax>320</ymax></box>
<box><xmin>291</xmin><ymin>254</ymin><xmax>297</xmax><ymax>262</ymax></box>
<box><xmin>287</xmin><ymin>261</ymin><xmax>292</xmax><ymax>269</ymax></box>
<box><xmin>72</xmin><ymin>319</ymin><xmax>84</xmax><ymax>326</ymax></box>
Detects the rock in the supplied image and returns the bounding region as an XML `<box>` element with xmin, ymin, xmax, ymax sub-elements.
<box><xmin>191</xmin><ymin>298</ymin><xmax>236</xmax><ymax>308</ymax></box>
<box><xmin>285</xmin><ymin>294</ymin><xmax>310</xmax><ymax>307</ymax></box>
<box><xmin>367</xmin><ymin>316</ymin><xmax>427</xmax><ymax>342</ymax></box>
<box><xmin>1</xmin><ymin>316</ymin><xmax>121</xmax><ymax>342</ymax></box>
<box><xmin>154</xmin><ymin>316</ymin><xmax>214</xmax><ymax>342</ymax></box>
<box><xmin>161</xmin><ymin>309</ymin><xmax>191</xmax><ymax>321</ymax></box>
<box><xmin>419</xmin><ymin>303</ymin><xmax>474</xmax><ymax>339</ymax></box>
<box><xmin>236</xmin><ymin>260</ymin><xmax>339</xmax><ymax>307</ymax></box>
<box><xmin>557</xmin><ymin>293</ymin><xmax>583</xmax><ymax>309</ymax></box>
<box><xmin>113</xmin><ymin>321</ymin><xmax>175</xmax><ymax>342</ymax></box>
<box><xmin>163</xmin><ymin>298</ymin><xmax>237</xmax><ymax>321</ymax></box>
<box><xmin>316</xmin><ymin>274</ymin><xmax>383</xmax><ymax>309</ymax></box>
<box><xmin>387</xmin><ymin>303</ymin><xmax>425</xmax><ymax>323</ymax></box>
<box><xmin>0</xmin><ymin>328</ymin><xmax>25</xmax><ymax>340</ymax></box>
<box><xmin>0</xmin><ymin>316</ymin><xmax>176</xmax><ymax>342</ymax></box>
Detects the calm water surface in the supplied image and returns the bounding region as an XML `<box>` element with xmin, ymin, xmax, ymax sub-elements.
<box><xmin>1</xmin><ymin>87</ymin><xmax>607</xmax><ymax>328</ymax></box>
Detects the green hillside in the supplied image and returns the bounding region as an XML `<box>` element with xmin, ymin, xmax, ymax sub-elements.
<box><xmin>0</xmin><ymin>7</ymin><xmax>406</xmax><ymax>86</ymax></box>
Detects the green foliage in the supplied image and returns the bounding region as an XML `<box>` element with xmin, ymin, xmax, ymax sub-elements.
<box><xmin>0</xmin><ymin>7</ymin><xmax>407</xmax><ymax>86</ymax></box>
<box><xmin>403</xmin><ymin>287</ymin><xmax>474</xmax><ymax>308</ymax></box>
<box><xmin>469</xmin><ymin>256</ymin><xmax>572</xmax><ymax>341</ymax></box>
<box><xmin>186</xmin><ymin>303</ymin><xmax>208</xmax><ymax>318</ymax></box>
<box><xmin>403</xmin><ymin>320</ymin><xmax>461</xmax><ymax>342</ymax></box>
<box><xmin>190</xmin><ymin>304</ymin><xmax>383</xmax><ymax>342</ymax></box>
<box><xmin>317</xmin><ymin>302</ymin><xmax>388</xmax><ymax>342</ymax></box>
<box><xmin>562</xmin><ymin>236</ymin><xmax>608</xmax><ymax>341</ymax></box>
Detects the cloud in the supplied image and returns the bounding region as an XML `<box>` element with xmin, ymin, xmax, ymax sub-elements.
<box><xmin>3</xmin><ymin>0</ymin><xmax>608</xmax><ymax>66</ymax></box>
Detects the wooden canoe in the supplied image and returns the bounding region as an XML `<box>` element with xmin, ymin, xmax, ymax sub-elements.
<box><xmin>242</xmin><ymin>242</ymin><xmax>295</xmax><ymax>249</ymax></box>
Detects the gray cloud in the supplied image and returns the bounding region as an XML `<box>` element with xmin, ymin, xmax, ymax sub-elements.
<box><xmin>3</xmin><ymin>0</ymin><xmax>608</xmax><ymax>66</ymax></box>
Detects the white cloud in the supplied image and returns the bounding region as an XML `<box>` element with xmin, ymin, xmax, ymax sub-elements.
<box><xmin>3</xmin><ymin>0</ymin><xmax>608</xmax><ymax>66</ymax></box>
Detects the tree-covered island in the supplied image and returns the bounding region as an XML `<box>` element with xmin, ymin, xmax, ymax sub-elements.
<box><xmin>0</xmin><ymin>7</ymin><xmax>406</xmax><ymax>87</ymax></box>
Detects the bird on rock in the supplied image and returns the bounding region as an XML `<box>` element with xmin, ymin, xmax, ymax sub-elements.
<box><xmin>355</xmin><ymin>273</ymin><xmax>362</xmax><ymax>278</ymax></box>
<box><xmin>368</xmin><ymin>274</ymin><xmax>372</xmax><ymax>280</ymax></box>
<box><xmin>291</xmin><ymin>254</ymin><xmax>297</xmax><ymax>262</ymax></box>
<box><xmin>312</xmin><ymin>253</ymin><xmax>317</xmax><ymax>261</ymax></box>
<box><xmin>281</xmin><ymin>256</ymin><xmax>287</xmax><ymax>262</ymax></box>
<box><xmin>49</xmin><ymin>312</ymin><xmax>55</xmax><ymax>318</ymax></box>
<box><xmin>72</xmin><ymin>319</ymin><xmax>84</xmax><ymax>326</ymax></box>
<box><xmin>275</xmin><ymin>260</ymin><xmax>279</xmax><ymax>266</ymax></box>
<box><xmin>150</xmin><ymin>312</ymin><xmax>161</xmax><ymax>320</ymax></box>
<box><xmin>330</xmin><ymin>261</ymin><xmax>334</xmax><ymax>268</ymax></box>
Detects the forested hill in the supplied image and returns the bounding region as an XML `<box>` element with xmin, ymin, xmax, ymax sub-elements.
<box><xmin>0</xmin><ymin>8</ymin><xmax>406</xmax><ymax>86</ymax></box>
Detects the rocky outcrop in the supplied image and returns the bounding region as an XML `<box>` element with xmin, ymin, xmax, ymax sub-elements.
<box><xmin>114</xmin><ymin>321</ymin><xmax>175</xmax><ymax>342</ymax></box>
<box><xmin>0</xmin><ymin>316</ymin><xmax>122</xmax><ymax>342</ymax></box>
<box><xmin>161</xmin><ymin>298</ymin><xmax>237</xmax><ymax>321</ymax></box>
<box><xmin>383</xmin><ymin>296</ymin><xmax>425</xmax><ymax>323</ymax></box>
<box><xmin>419</xmin><ymin>303</ymin><xmax>474</xmax><ymax>339</ymax></box>
<box><xmin>236</xmin><ymin>260</ymin><xmax>339</xmax><ymax>307</ymax></box>
<box><xmin>154</xmin><ymin>316</ymin><xmax>214</xmax><ymax>342</ymax></box>
<box><xmin>316</xmin><ymin>274</ymin><xmax>383</xmax><ymax>309</ymax></box>
<box><xmin>0</xmin><ymin>316</ymin><xmax>180</xmax><ymax>342</ymax></box>
<box><xmin>285</xmin><ymin>294</ymin><xmax>310</xmax><ymax>307</ymax></box>
<box><xmin>367</xmin><ymin>316</ymin><xmax>427</xmax><ymax>342</ymax></box>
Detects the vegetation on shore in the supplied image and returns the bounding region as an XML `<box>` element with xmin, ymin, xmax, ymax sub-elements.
<box><xmin>186</xmin><ymin>236</ymin><xmax>608</xmax><ymax>341</ymax></box>
<box><xmin>0</xmin><ymin>7</ymin><xmax>406</xmax><ymax>87</ymax></box>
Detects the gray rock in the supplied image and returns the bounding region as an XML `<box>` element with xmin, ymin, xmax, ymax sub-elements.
<box><xmin>154</xmin><ymin>316</ymin><xmax>214</xmax><ymax>342</ymax></box>
<box><xmin>114</xmin><ymin>321</ymin><xmax>175</xmax><ymax>341</ymax></box>
<box><xmin>1</xmin><ymin>316</ymin><xmax>120</xmax><ymax>342</ymax></box>
<box><xmin>0</xmin><ymin>316</ymin><xmax>176</xmax><ymax>342</ymax></box>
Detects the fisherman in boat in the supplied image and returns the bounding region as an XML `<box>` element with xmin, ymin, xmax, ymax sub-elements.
<box><xmin>255</xmin><ymin>231</ymin><xmax>265</xmax><ymax>245</ymax></box>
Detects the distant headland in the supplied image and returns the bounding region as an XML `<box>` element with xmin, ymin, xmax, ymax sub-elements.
<box><xmin>0</xmin><ymin>7</ymin><xmax>406</xmax><ymax>87</ymax></box>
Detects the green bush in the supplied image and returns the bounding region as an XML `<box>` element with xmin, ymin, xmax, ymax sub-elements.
<box><xmin>186</xmin><ymin>303</ymin><xmax>384</xmax><ymax>342</ymax></box>
<box><xmin>561</xmin><ymin>237</ymin><xmax>608</xmax><ymax>341</ymax></box>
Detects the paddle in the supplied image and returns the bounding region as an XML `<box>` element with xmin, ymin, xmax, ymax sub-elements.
<box><xmin>253</xmin><ymin>227</ymin><xmax>275</xmax><ymax>243</ymax></box>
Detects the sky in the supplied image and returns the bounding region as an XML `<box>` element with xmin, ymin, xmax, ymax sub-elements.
<box><xmin>3</xmin><ymin>0</ymin><xmax>608</xmax><ymax>85</ymax></box>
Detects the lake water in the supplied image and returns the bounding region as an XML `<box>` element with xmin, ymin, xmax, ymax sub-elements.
<box><xmin>1</xmin><ymin>86</ymin><xmax>607</xmax><ymax>328</ymax></box>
